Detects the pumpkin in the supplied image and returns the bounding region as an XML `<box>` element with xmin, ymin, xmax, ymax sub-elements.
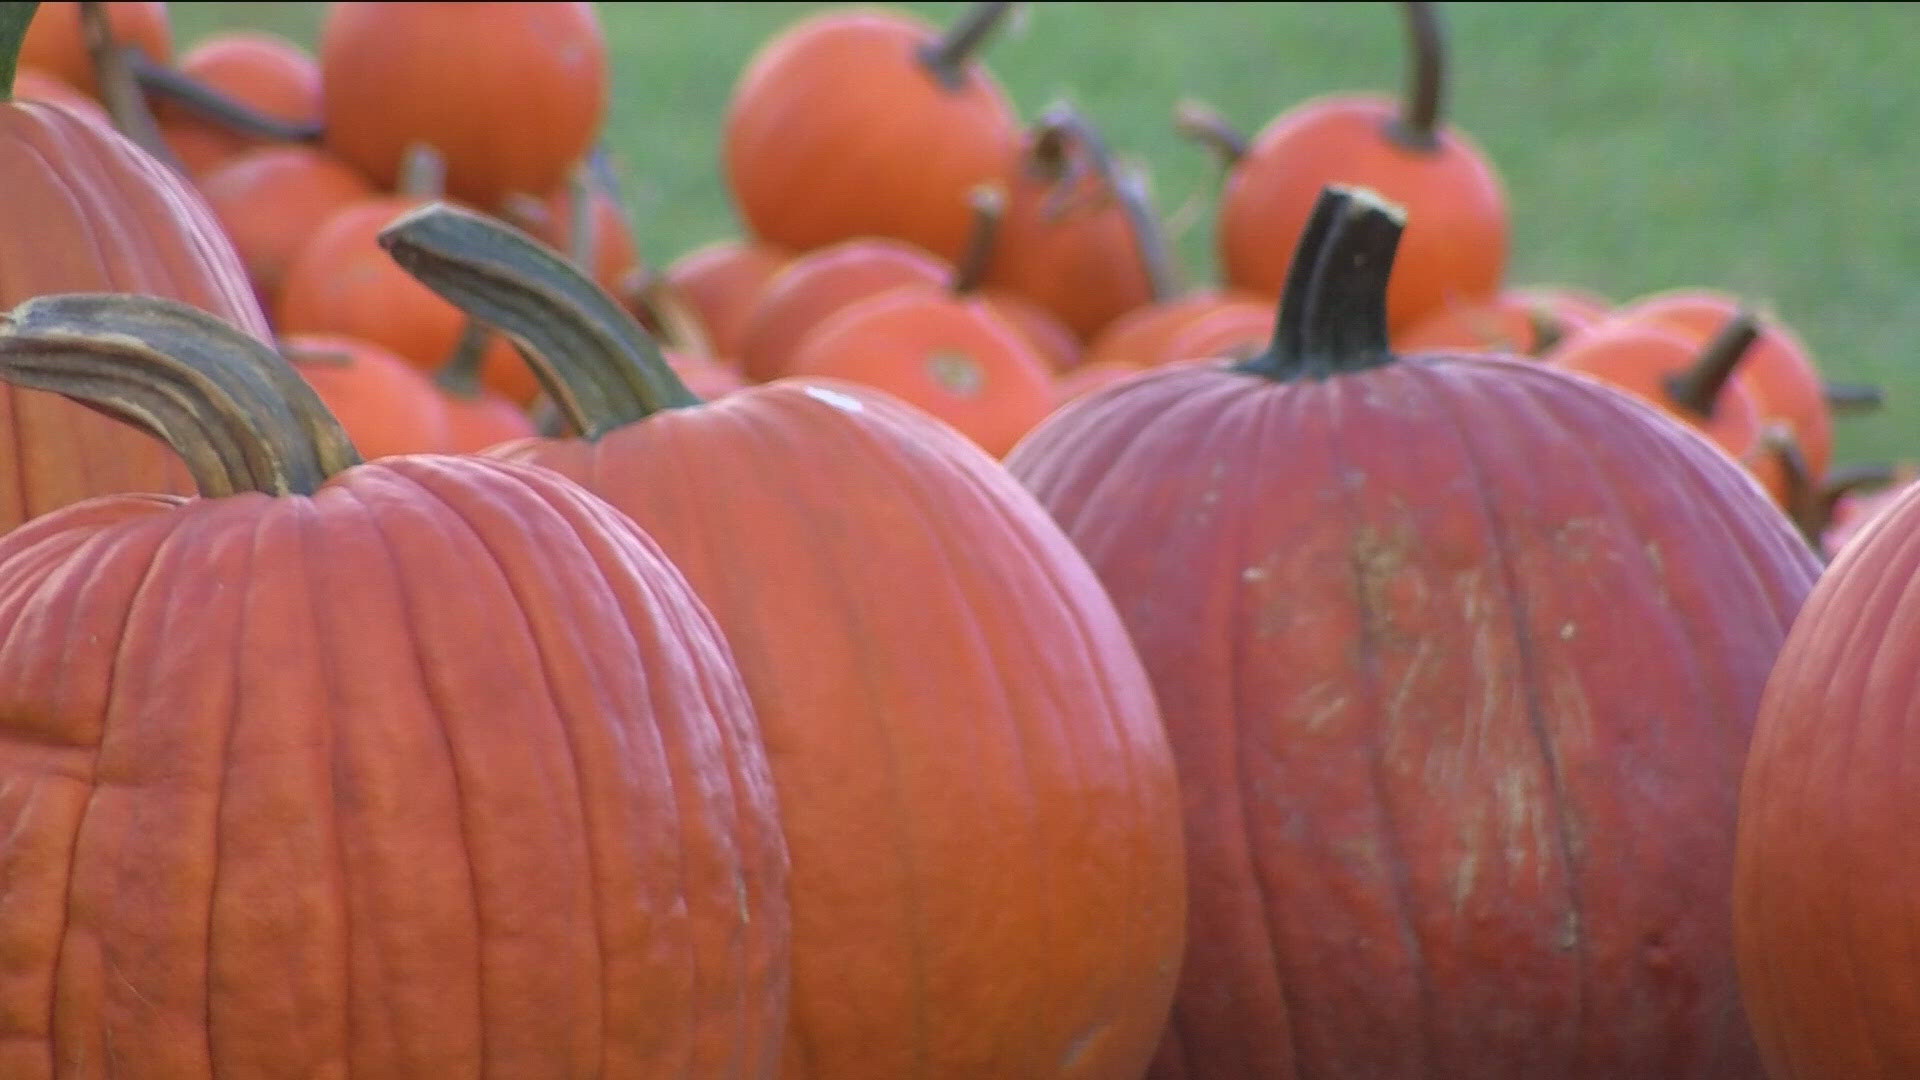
<box><xmin>0</xmin><ymin>4</ymin><xmax>268</xmax><ymax>533</ymax></box>
<box><xmin>321</xmin><ymin>2</ymin><xmax>607</xmax><ymax>207</ymax></box>
<box><xmin>1053</xmin><ymin>358</ymin><xmax>1146</xmax><ymax>408</ymax></box>
<box><xmin>380</xmin><ymin>202</ymin><xmax>1188</xmax><ymax>1079</ymax></box>
<box><xmin>500</xmin><ymin>160</ymin><xmax>643</xmax><ymax>296</ymax></box>
<box><xmin>1546</xmin><ymin>314</ymin><xmax>1767</xmax><ymax>460</ymax></box>
<box><xmin>724</xmin><ymin>1</ymin><xmax>1022</xmax><ymax>263</ymax></box>
<box><xmin>1731</xmin><ymin>470</ymin><xmax>1920</xmax><ymax>1079</ymax></box>
<box><xmin>1393</xmin><ymin>285</ymin><xmax>1611</xmax><ymax>356</ymax></box>
<box><xmin>737</xmin><ymin>236</ymin><xmax>950</xmax><ymax>384</ymax></box>
<box><xmin>1184</xmin><ymin>2</ymin><xmax>1508</xmax><ymax>331</ymax></box>
<box><xmin>660</xmin><ymin>238</ymin><xmax>793</xmax><ymax>361</ymax></box>
<box><xmin>281</xmin><ymin>332</ymin><xmax>453</xmax><ymax>458</ymax></box>
<box><xmin>988</xmin><ymin>288</ymin><xmax>1083</xmax><ymax>372</ymax></box>
<box><xmin>1815</xmin><ymin>463</ymin><xmax>1914</xmax><ymax>559</ymax></box>
<box><xmin>18</xmin><ymin>0</ymin><xmax>169</xmax><ymax>100</ymax></box>
<box><xmin>424</xmin><ymin>321</ymin><xmax>538</xmax><ymax>452</ymax></box>
<box><xmin>11</xmin><ymin>65</ymin><xmax>107</xmax><ymax>121</ymax></box>
<box><xmin>1006</xmin><ymin>185</ymin><xmax>1819</xmax><ymax>1077</ymax></box>
<box><xmin>152</xmin><ymin>30</ymin><xmax>320</xmax><ymax>177</ymax></box>
<box><xmin>1082</xmin><ymin>289</ymin><xmax>1265</xmax><ymax>369</ymax></box>
<box><xmin>1611</xmin><ymin>291</ymin><xmax>1835</xmax><ymax>484</ymax></box>
<box><xmin>0</xmin><ymin>291</ymin><xmax>790</xmax><ymax>1076</ymax></box>
<box><xmin>200</xmin><ymin>145</ymin><xmax>376</xmax><ymax>305</ymax></box>
<box><xmin>982</xmin><ymin>104</ymin><xmax>1173</xmax><ymax>341</ymax></box>
<box><xmin>1155</xmin><ymin>298</ymin><xmax>1276</xmax><ymax>366</ymax></box>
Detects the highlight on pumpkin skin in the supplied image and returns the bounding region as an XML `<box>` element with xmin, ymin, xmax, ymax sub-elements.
<box><xmin>0</xmin><ymin>293</ymin><xmax>362</xmax><ymax>496</ymax></box>
<box><xmin>377</xmin><ymin>201</ymin><xmax>701</xmax><ymax>439</ymax></box>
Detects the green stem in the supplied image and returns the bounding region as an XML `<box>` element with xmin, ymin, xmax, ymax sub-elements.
<box><xmin>1236</xmin><ymin>185</ymin><xmax>1406</xmax><ymax>382</ymax></box>
<box><xmin>130</xmin><ymin>49</ymin><xmax>324</xmax><ymax>142</ymax></box>
<box><xmin>434</xmin><ymin>318</ymin><xmax>492</xmax><ymax>400</ymax></box>
<box><xmin>916</xmin><ymin>0</ymin><xmax>1015</xmax><ymax>91</ymax></box>
<box><xmin>1663</xmin><ymin>311</ymin><xmax>1759</xmax><ymax>419</ymax></box>
<box><xmin>1386</xmin><ymin>0</ymin><xmax>1446</xmax><ymax>150</ymax></box>
<box><xmin>377</xmin><ymin>202</ymin><xmax>700</xmax><ymax>440</ymax></box>
<box><xmin>0</xmin><ymin>293</ymin><xmax>361</xmax><ymax>496</ymax></box>
<box><xmin>0</xmin><ymin>2</ymin><xmax>38</xmax><ymax>100</ymax></box>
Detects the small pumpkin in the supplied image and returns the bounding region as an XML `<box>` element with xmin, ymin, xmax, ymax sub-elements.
<box><xmin>659</xmin><ymin>238</ymin><xmax>793</xmax><ymax>361</ymax></box>
<box><xmin>1183</xmin><ymin>2</ymin><xmax>1508</xmax><ymax>330</ymax></box>
<box><xmin>1546</xmin><ymin>313</ymin><xmax>1768</xmax><ymax>461</ymax></box>
<box><xmin>1393</xmin><ymin>285</ymin><xmax>1610</xmax><ymax>356</ymax></box>
<box><xmin>200</xmin><ymin>144</ymin><xmax>376</xmax><ymax>305</ymax></box>
<box><xmin>281</xmin><ymin>332</ymin><xmax>454</xmax><ymax>458</ymax></box>
<box><xmin>737</xmin><ymin>236</ymin><xmax>951</xmax><ymax>384</ymax></box>
<box><xmin>321</xmin><ymin>2</ymin><xmax>608</xmax><ymax>207</ymax></box>
<box><xmin>724</xmin><ymin>1</ymin><xmax>1022</xmax><ymax>263</ymax></box>
<box><xmin>0</xmin><ymin>290</ymin><xmax>790</xmax><ymax>1076</ymax></box>
<box><xmin>1082</xmin><ymin>289</ymin><xmax>1266</xmax><ymax>369</ymax></box>
<box><xmin>152</xmin><ymin>30</ymin><xmax>320</xmax><ymax>177</ymax></box>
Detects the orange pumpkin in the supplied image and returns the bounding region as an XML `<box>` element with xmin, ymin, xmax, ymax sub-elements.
<box><xmin>737</xmin><ymin>236</ymin><xmax>950</xmax><ymax>383</ymax></box>
<box><xmin>19</xmin><ymin>0</ymin><xmax>170</xmax><ymax>99</ymax></box>
<box><xmin>1053</xmin><ymin>358</ymin><xmax>1146</xmax><ymax>409</ymax></box>
<box><xmin>426</xmin><ymin>324</ymin><xmax>538</xmax><ymax>452</ymax></box>
<box><xmin>724</xmin><ymin>2</ymin><xmax>1022</xmax><ymax>263</ymax></box>
<box><xmin>0</xmin><ymin>19</ymin><xmax>268</xmax><ymax>533</ymax></box>
<box><xmin>1083</xmin><ymin>289</ymin><xmax>1267</xmax><ymax>369</ymax></box>
<box><xmin>321</xmin><ymin>2</ymin><xmax>608</xmax><ymax>207</ymax></box>
<box><xmin>660</xmin><ymin>238</ymin><xmax>793</xmax><ymax>360</ymax></box>
<box><xmin>200</xmin><ymin>145</ymin><xmax>376</xmax><ymax>305</ymax></box>
<box><xmin>1393</xmin><ymin>285</ymin><xmax>1611</xmax><ymax>356</ymax></box>
<box><xmin>0</xmin><ymin>291</ymin><xmax>791</xmax><ymax>1075</ymax></box>
<box><xmin>1187</xmin><ymin>2</ymin><xmax>1508</xmax><ymax>330</ymax></box>
<box><xmin>11</xmin><ymin>65</ymin><xmax>106</xmax><ymax>121</ymax></box>
<box><xmin>1547</xmin><ymin>314</ymin><xmax>1767</xmax><ymax>461</ymax></box>
<box><xmin>153</xmin><ymin>30</ymin><xmax>320</xmax><ymax>177</ymax></box>
<box><xmin>379</xmin><ymin>203</ymin><xmax>1187</xmax><ymax>1078</ymax></box>
<box><xmin>1157</xmin><ymin>298</ymin><xmax>1277</xmax><ymax>366</ymax></box>
<box><xmin>281</xmin><ymin>332</ymin><xmax>453</xmax><ymax>458</ymax></box>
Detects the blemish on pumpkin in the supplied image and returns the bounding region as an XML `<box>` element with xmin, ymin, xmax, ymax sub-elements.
<box><xmin>1241</xmin><ymin>566</ymin><xmax>1267</xmax><ymax>583</ymax></box>
<box><xmin>1559</xmin><ymin>622</ymin><xmax>1576</xmax><ymax>640</ymax></box>
<box><xmin>926</xmin><ymin>350</ymin><xmax>984</xmax><ymax>397</ymax></box>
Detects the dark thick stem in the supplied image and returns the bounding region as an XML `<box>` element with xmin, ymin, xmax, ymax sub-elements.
<box><xmin>1526</xmin><ymin>303</ymin><xmax>1569</xmax><ymax>356</ymax></box>
<box><xmin>1237</xmin><ymin>185</ymin><xmax>1405</xmax><ymax>382</ymax></box>
<box><xmin>951</xmin><ymin>185</ymin><xmax>1004</xmax><ymax>295</ymax></box>
<box><xmin>1027</xmin><ymin>103</ymin><xmax>1117</xmax><ymax>221</ymax></box>
<box><xmin>1823</xmin><ymin>379</ymin><xmax>1884</xmax><ymax>415</ymax></box>
<box><xmin>0</xmin><ymin>2</ymin><xmax>38</xmax><ymax>100</ymax></box>
<box><xmin>80</xmin><ymin>1</ymin><xmax>181</xmax><ymax>170</ymax></box>
<box><xmin>1386</xmin><ymin>1</ymin><xmax>1445</xmax><ymax>150</ymax></box>
<box><xmin>916</xmin><ymin>1</ymin><xmax>1015</xmax><ymax>91</ymax></box>
<box><xmin>129</xmin><ymin>50</ymin><xmax>324</xmax><ymax>142</ymax></box>
<box><xmin>1174</xmin><ymin>99</ymin><xmax>1248</xmax><ymax>166</ymax></box>
<box><xmin>1113</xmin><ymin>165</ymin><xmax>1180</xmax><ymax>301</ymax></box>
<box><xmin>0</xmin><ymin>293</ymin><xmax>361</xmax><ymax>496</ymax></box>
<box><xmin>1663</xmin><ymin>311</ymin><xmax>1759</xmax><ymax>419</ymax></box>
<box><xmin>377</xmin><ymin>202</ymin><xmax>700</xmax><ymax>440</ymax></box>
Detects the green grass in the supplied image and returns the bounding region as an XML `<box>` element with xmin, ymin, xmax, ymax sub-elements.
<box><xmin>168</xmin><ymin>2</ymin><xmax>1920</xmax><ymax>465</ymax></box>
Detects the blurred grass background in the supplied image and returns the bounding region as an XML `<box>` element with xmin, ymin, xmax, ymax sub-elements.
<box><xmin>169</xmin><ymin>2</ymin><xmax>1920</xmax><ymax>465</ymax></box>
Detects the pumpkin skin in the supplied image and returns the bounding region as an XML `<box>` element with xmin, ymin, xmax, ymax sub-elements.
<box><xmin>200</xmin><ymin>145</ymin><xmax>377</xmax><ymax>304</ymax></box>
<box><xmin>1007</xmin><ymin>186</ymin><xmax>1818</xmax><ymax>1078</ymax></box>
<box><xmin>737</xmin><ymin>236</ymin><xmax>950</xmax><ymax>384</ymax></box>
<box><xmin>724</xmin><ymin>6</ymin><xmax>1022</xmax><ymax>264</ymax></box>
<box><xmin>320</xmin><ymin>2</ymin><xmax>608</xmax><ymax>207</ymax></box>
<box><xmin>1733</xmin><ymin>479</ymin><xmax>1920</xmax><ymax>1079</ymax></box>
<box><xmin>378</xmin><ymin>202</ymin><xmax>1189</xmax><ymax>1080</ymax></box>
<box><xmin>155</xmin><ymin>30</ymin><xmax>321</xmax><ymax>177</ymax></box>
<box><xmin>282</xmin><ymin>333</ymin><xmax>454</xmax><ymax>458</ymax></box>
<box><xmin>11</xmin><ymin>67</ymin><xmax>107</xmax><ymax>122</ymax></box>
<box><xmin>0</xmin><ymin>97</ymin><xmax>269</xmax><ymax>532</ymax></box>
<box><xmin>1393</xmin><ymin>286</ymin><xmax>1610</xmax><ymax>357</ymax></box>
<box><xmin>0</xmin><ymin>292</ymin><xmax>791</xmax><ymax>1077</ymax></box>
<box><xmin>1084</xmin><ymin>290</ymin><xmax>1263</xmax><ymax>369</ymax></box>
<box><xmin>19</xmin><ymin>1</ymin><xmax>171</xmax><ymax>99</ymax></box>
<box><xmin>662</xmin><ymin>238</ymin><xmax>793</xmax><ymax>361</ymax></box>
<box><xmin>1547</xmin><ymin>319</ymin><xmax>1766</xmax><ymax>461</ymax></box>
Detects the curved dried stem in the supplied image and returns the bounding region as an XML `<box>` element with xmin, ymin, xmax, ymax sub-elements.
<box><xmin>1664</xmin><ymin>311</ymin><xmax>1759</xmax><ymax>419</ymax></box>
<box><xmin>621</xmin><ymin>267</ymin><xmax>715</xmax><ymax>361</ymax></box>
<box><xmin>378</xmin><ymin>202</ymin><xmax>699</xmax><ymax>440</ymax></box>
<box><xmin>917</xmin><ymin>1</ymin><xmax>1015</xmax><ymax>91</ymax></box>
<box><xmin>1174</xmin><ymin>99</ymin><xmax>1248</xmax><ymax>167</ymax></box>
<box><xmin>0</xmin><ymin>293</ymin><xmax>360</xmax><ymax>496</ymax></box>
<box><xmin>1823</xmin><ymin>379</ymin><xmax>1884</xmax><ymax>415</ymax></box>
<box><xmin>129</xmin><ymin>50</ymin><xmax>323</xmax><ymax>142</ymax></box>
<box><xmin>1386</xmin><ymin>0</ymin><xmax>1446</xmax><ymax>150</ymax></box>
<box><xmin>1113</xmin><ymin>165</ymin><xmax>1181</xmax><ymax>301</ymax></box>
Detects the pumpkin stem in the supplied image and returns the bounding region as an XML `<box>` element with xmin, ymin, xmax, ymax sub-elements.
<box><xmin>1386</xmin><ymin>0</ymin><xmax>1446</xmax><ymax>150</ymax></box>
<box><xmin>951</xmin><ymin>185</ymin><xmax>1005</xmax><ymax>295</ymax></box>
<box><xmin>1114</xmin><ymin>164</ymin><xmax>1181</xmax><ymax>301</ymax></box>
<box><xmin>1764</xmin><ymin>427</ymin><xmax>1895</xmax><ymax>552</ymax></box>
<box><xmin>1823</xmin><ymin>378</ymin><xmax>1884</xmax><ymax>415</ymax></box>
<box><xmin>1663</xmin><ymin>311</ymin><xmax>1759</xmax><ymax>420</ymax></box>
<box><xmin>1526</xmin><ymin>301</ymin><xmax>1569</xmax><ymax>356</ymax></box>
<box><xmin>1173</xmin><ymin>99</ymin><xmax>1248</xmax><ymax>167</ymax></box>
<box><xmin>917</xmin><ymin>0</ymin><xmax>1015</xmax><ymax>91</ymax></box>
<box><xmin>622</xmin><ymin>267</ymin><xmax>715</xmax><ymax>360</ymax></box>
<box><xmin>80</xmin><ymin>1</ymin><xmax>181</xmax><ymax>170</ymax></box>
<box><xmin>0</xmin><ymin>293</ymin><xmax>362</xmax><ymax>496</ymax></box>
<box><xmin>566</xmin><ymin>164</ymin><xmax>599</xmax><ymax>274</ymax></box>
<box><xmin>129</xmin><ymin>49</ymin><xmax>324</xmax><ymax>143</ymax></box>
<box><xmin>377</xmin><ymin>202</ymin><xmax>700</xmax><ymax>440</ymax></box>
<box><xmin>1236</xmin><ymin>185</ymin><xmax>1404</xmax><ymax>382</ymax></box>
<box><xmin>0</xmin><ymin>2</ymin><xmax>38</xmax><ymax>100</ymax></box>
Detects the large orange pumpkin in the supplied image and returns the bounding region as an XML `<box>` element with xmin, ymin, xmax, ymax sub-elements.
<box><xmin>321</xmin><ymin>2</ymin><xmax>607</xmax><ymax>207</ymax></box>
<box><xmin>0</xmin><ymin>10</ymin><xmax>269</xmax><ymax>533</ymax></box>
<box><xmin>1006</xmin><ymin>186</ymin><xmax>1819</xmax><ymax>1077</ymax></box>
<box><xmin>0</xmin><ymin>291</ymin><xmax>790</xmax><ymax>1076</ymax></box>
<box><xmin>382</xmin><ymin>202</ymin><xmax>1189</xmax><ymax>1079</ymax></box>
<box><xmin>724</xmin><ymin>2</ymin><xmax>1022</xmax><ymax>263</ymax></box>
<box><xmin>1189</xmin><ymin>3</ymin><xmax>1508</xmax><ymax>331</ymax></box>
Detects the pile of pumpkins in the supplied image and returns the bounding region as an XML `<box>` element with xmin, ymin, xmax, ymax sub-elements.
<box><xmin>0</xmin><ymin>2</ymin><xmax>1913</xmax><ymax>1078</ymax></box>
